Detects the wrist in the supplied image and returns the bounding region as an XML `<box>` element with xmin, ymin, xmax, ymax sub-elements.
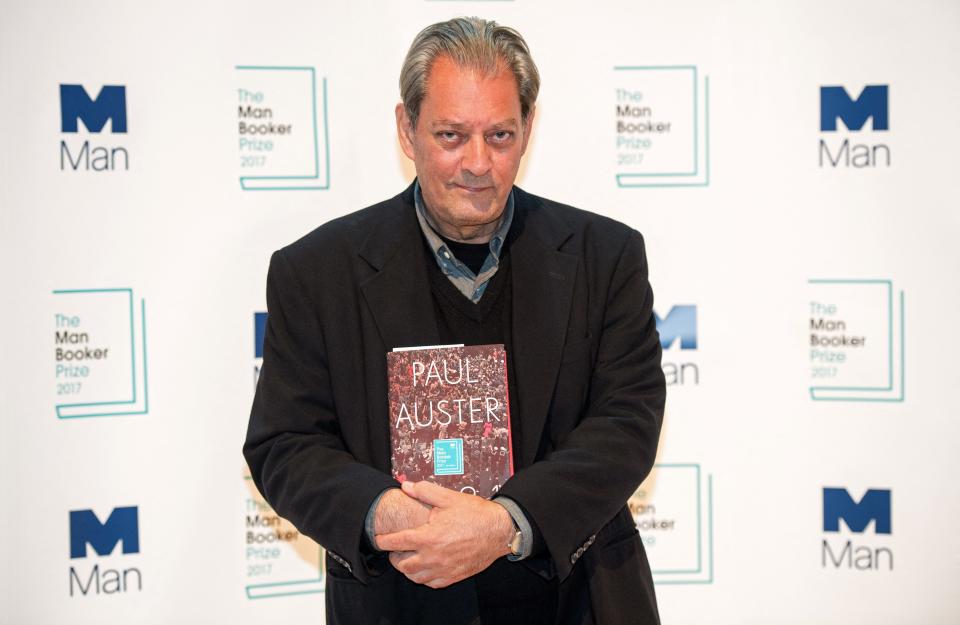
<box><xmin>492</xmin><ymin>496</ymin><xmax>532</xmax><ymax>560</ymax></box>
<box><xmin>373</xmin><ymin>487</ymin><xmax>403</xmax><ymax>535</ymax></box>
<box><xmin>491</xmin><ymin>501</ymin><xmax>518</xmax><ymax>557</ymax></box>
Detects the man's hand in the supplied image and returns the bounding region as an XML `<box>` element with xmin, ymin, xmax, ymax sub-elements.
<box><xmin>373</xmin><ymin>487</ymin><xmax>432</xmax><ymax>548</ymax></box>
<box><xmin>376</xmin><ymin>480</ymin><xmax>515</xmax><ymax>589</ymax></box>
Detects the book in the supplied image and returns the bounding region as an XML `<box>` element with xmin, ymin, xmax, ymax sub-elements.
<box><xmin>387</xmin><ymin>343</ymin><xmax>513</xmax><ymax>498</ymax></box>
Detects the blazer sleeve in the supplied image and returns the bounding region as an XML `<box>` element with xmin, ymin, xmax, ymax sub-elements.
<box><xmin>497</xmin><ymin>229</ymin><xmax>665</xmax><ymax>581</ymax></box>
<box><xmin>243</xmin><ymin>249</ymin><xmax>396</xmax><ymax>583</ymax></box>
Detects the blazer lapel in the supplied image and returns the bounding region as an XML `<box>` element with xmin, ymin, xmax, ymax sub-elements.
<box><xmin>509</xmin><ymin>188</ymin><xmax>578</xmax><ymax>468</ymax></box>
<box><xmin>358</xmin><ymin>185</ymin><xmax>442</xmax><ymax>351</ymax></box>
<box><xmin>356</xmin><ymin>185</ymin><xmax>441</xmax><ymax>471</ymax></box>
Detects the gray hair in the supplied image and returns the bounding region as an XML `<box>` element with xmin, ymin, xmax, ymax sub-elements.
<box><xmin>399</xmin><ymin>17</ymin><xmax>540</xmax><ymax>128</ymax></box>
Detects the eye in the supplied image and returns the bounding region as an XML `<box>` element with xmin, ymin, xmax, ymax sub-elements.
<box><xmin>436</xmin><ymin>131</ymin><xmax>460</xmax><ymax>144</ymax></box>
<box><xmin>488</xmin><ymin>130</ymin><xmax>514</xmax><ymax>144</ymax></box>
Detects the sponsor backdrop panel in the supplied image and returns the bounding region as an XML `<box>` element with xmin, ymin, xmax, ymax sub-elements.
<box><xmin>2</xmin><ymin>0</ymin><xmax>959</xmax><ymax>623</ymax></box>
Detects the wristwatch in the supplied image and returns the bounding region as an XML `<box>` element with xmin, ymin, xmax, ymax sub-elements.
<box><xmin>507</xmin><ymin>520</ymin><xmax>523</xmax><ymax>557</ymax></box>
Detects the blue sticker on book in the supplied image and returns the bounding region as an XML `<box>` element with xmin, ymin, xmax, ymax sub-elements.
<box><xmin>433</xmin><ymin>439</ymin><xmax>465</xmax><ymax>476</ymax></box>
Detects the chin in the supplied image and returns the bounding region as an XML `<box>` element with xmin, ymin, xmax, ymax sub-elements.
<box><xmin>452</xmin><ymin>204</ymin><xmax>502</xmax><ymax>225</ymax></box>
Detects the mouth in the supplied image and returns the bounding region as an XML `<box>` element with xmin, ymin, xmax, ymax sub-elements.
<box><xmin>454</xmin><ymin>183</ymin><xmax>494</xmax><ymax>193</ymax></box>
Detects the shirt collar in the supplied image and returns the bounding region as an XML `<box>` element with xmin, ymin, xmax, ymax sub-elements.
<box><xmin>413</xmin><ymin>180</ymin><xmax>514</xmax><ymax>265</ymax></box>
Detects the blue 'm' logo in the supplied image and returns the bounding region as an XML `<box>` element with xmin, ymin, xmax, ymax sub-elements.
<box><xmin>820</xmin><ymin>85</ymin><xmax>888</xmax><ymax>132</ymax></box>
<box><xmin>60</xmin><ymin>84</ymin><xmax>127</xmax><ymax>133</ymax></box>
<box><xmin>655</xmin><ymin>305</ymin><xmax>697</xmax><ymax>350</ymax></box>
<box><xmin>254</xmin><ymin>312</ymin><xmax>267</xmax><ymax>358</ymax></box>
<box><xmin>69</xmin><ymin>506</ymin><xmax>140</xmax><ymax>558</ymax></box>
<box><xmin>823</xmin><ymin>488</ymin><xmax>891</xmax><ymax>534</ymax></box>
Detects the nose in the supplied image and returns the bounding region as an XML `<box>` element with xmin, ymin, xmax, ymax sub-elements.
<box><xmin>461</xmin><ymin>135</ymin><xmax>492</xmax><ymax>178</ymax></box>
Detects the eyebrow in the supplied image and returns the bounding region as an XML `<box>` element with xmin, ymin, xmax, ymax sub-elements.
<box><xmin>431</xmin><ymin>118</ymin><xmax>519</xmax><ymax>130</ymax></box>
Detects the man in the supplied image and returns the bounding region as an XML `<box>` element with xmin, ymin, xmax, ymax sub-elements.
<box><xmin>244</xmin><ymin>16</ymin><xmax>665</xmax><ymax>625</ymax></box>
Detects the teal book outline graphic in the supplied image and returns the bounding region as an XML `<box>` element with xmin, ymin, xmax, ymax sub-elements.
<box><xmin>245</xmin><ymin>543</ymin><xmax>325</xmax><ymax>599</ymax></box>
<box><xmin>433</xmin><ymin>439</ymin><xmax>465</xmax><ymax>476</ymax></box>
<box><xmin>808</xmin><ymin>279</ymin><xmax>905</xmax><ymax>402</ymax></box>
<box><xmin>236</xmin><ymin>66</ymin><xmax>330</xmax><ymax>191</ymax></box>
<box><xmin>243</xmin><ymin>476</ymin><xmax>325</xmax><ymax>599</ymax></box>
<box><xmin>53</xmin><ymin>288</ymin><xmax>149</xmax><ymax>419</ymax></box>
<box><xmin>245</xmin><ymin>559</ymin><xmax>325</xmax><ymax>599</ymax></box>
<box><xmin>614</xmin><ymin>66</ymin><xmax>710</xmax><ymax>188</ymax></box>
<box><xmin>637</xmin><ymin>463</ymin><xmax>714</xmax><ymax>585</ymax></box>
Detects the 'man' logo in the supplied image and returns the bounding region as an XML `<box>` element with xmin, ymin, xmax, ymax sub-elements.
<box><xmin>823</xmin><ymin>488</ymin><xmax>891</xmax><ymax>534</ymax></box>
<box><xmin>60</xmin><ymin>85</ymin><xmax>127</xmax><ymax>133</ymax></box>
<box><xmin>69</xmin><ymin>506</ymin><xmax>139</xmax><ymax>558</ymax></box>
<box><xmin>655</xmin><ymin>305</ymin><xmax>697</xmax><ymax>350</ymax></box>
<box><xmin>254</xmin><ymin>312</ymin><xmax>267</xmax><ymax>358</ymax></box>
<box><xmin>820</xmin><ymin>85</ymin><xmax>888</xmax><ymax>132</ymax></box>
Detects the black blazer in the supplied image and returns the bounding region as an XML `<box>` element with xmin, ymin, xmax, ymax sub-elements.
<box><xmin>244</xmin><ymin>183</ymin><xmax>666</xmax><ymax>625</ymax></box>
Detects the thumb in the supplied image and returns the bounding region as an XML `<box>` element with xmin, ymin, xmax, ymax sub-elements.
<box><xmin>402</xmin><ymin>480</ymin><xmax>457</xmax><ymax>507</ymax></box>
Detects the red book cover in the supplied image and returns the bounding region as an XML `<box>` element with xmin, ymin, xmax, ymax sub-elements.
<box><xmin>387</xmin><ymin>344</ymin><xmax>513</xmax><ymax>498</ymax></box>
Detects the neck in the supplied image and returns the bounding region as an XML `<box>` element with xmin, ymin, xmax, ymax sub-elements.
<box><xmin>421</xmin><ymin>206</ymin><xmax>502</xmax><ymax>244</ymax></box>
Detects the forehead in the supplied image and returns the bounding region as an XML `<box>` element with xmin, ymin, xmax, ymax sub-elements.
<box><xmin>420</xmin><ymin>55</ymin><xmax>522</xmax><ymax>125</ymax></box>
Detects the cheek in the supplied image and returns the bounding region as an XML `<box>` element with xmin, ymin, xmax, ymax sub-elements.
<box><xmin>492</xmin><ymin>152</ymin><xmax>522</xmax><ymax>180</ymax></box>
<box><xmin>420</xmin><ymin>150</ymin><xmax>460</xmax><ymax>180</ymax></box>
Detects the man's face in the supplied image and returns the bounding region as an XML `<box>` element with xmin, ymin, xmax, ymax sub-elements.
<box><xmin>396</xmin><ymin>55</ymin><xmax>535</xmax><ymax>241</ymax></box>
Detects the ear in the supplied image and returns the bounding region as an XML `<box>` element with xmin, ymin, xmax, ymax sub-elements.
<box><xmin>519</xmin><ymin>104</ymin><xmax>536</xmax><ymax>156</ymax></box>
<box><xmin>395</xmin><ymin>103</ymin><xmax>416</xmax><ymax>161</ymax></box>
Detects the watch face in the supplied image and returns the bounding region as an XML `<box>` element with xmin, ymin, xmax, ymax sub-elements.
<box><xmin>510</xmin><ymin>530</ymin><xmax>523</xmax><ymax>555</ymax></box>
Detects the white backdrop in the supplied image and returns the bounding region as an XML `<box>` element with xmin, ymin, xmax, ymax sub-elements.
<box><xmin>2</xmin><ymin>0</ymin><xmax>959</xmax><ymax>623</ymax></box>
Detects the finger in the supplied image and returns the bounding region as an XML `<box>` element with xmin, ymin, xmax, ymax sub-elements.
<box><xmin>403</xmin><ymin>480</ymin><xmax>457</xmax><ymax>508</ymax></box>
<box><xmin>388</xmin><ymin>550</ymin><xmax>416</xmax><ymax>573</ymax></box>
<box><xmin>397</xmin><ymin>489</ymin><xmax>433</xmax><ymax>513</ymax></box>
<box><xmin>406</xmin><ymin>569</ymin><xmax>434</xmax><ymax>586</ymax></box>
<box><xmin>426</xmin><ymin>577</ymin><xmax>451</xmax><ymax>590</ymax></box>
<box><xmin>376</xmin><ymin>528</ymin><xmax>421</xmax><ymax>552</ymax></box>
<box><xmin>389</xmin><ymin>553</ymin><xmax>435</xmax><ymax>585</ymax></box>
<box><xmin>388</xmin><ymin>550</ymin><xmax>414</xmax><ymax>565</ymax></box>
